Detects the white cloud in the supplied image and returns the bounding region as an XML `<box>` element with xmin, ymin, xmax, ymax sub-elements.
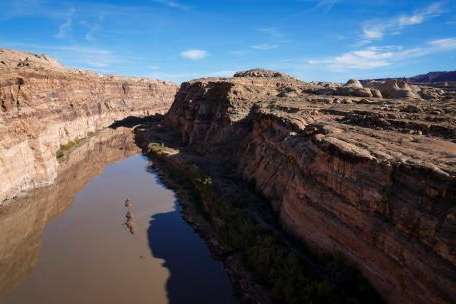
<box><xmin>398</xmin><ymin>15</ymin><xmax>424</xmax><ymax>26</ymax></box>
<box><xmin>180</xmin><ymin>49</ymin><xmax>208</xmax><ymax>60</ymax></box>
<box><xmin>50</xmin><ymin>45</ymin><xmax>119</xmax><ymax>68</ymax></box>
<box><xmin>55</xmin><ymin>7</ymin><xmax>76</xmax><ymax>39</ymax></box>
<box><xmin>363</xmin><ymin>28</ymin><xmax>384</xmax><ymax>40</ymax></box>
<box><xmin>361</xmin><ymin>2</ymin><xmax>443</xmax><ymax>41</ymax></box>
<box><xmin>308</xmin><ymin>38</ymin><xmax>456</xmax><ymax>71</ymax></box>
<box><xmin>308</xmin><ymin>49</ymin><xmax>392</xmax><ymax>70</ymax></box>
<box><xmin>429</xmin><ymin>38</ymin><xmax>456</xmax><ymax>48</ymax></box>
<box><xmin>251</xmin><ymin>43</ymin><xmax>279</xmax><ymax>50</ymax></box>
<box><xmin>258</xmin><ymin>27</ymin><xmax>283</xmax><ymax>38</ymax></box>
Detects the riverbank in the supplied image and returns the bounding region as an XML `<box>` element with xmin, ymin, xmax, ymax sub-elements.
<box><xmin>133</xmin><ymin>117</ymin><xmax>382</xmax><ymax>304</ymax></box>
<box><xmin>0</xmin><ymin>127</ymin><xmax>236</xmax><ymax>304</ymax></box>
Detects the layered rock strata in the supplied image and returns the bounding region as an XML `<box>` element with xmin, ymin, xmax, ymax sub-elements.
<box><xmin>0</xmin><ymin>49</ymin><xmax>178</xmax><ymax>201</ymax></box>
<box><xmin>165</xmin><ymin>69</ymin><xmax>456</xmax><ymax>304</ymax></box>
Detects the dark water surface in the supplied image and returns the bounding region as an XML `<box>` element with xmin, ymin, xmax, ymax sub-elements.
<box><xmin>0</xmin><ymin>147</ymin><xmax>236</xmax><ymax>303</ymax></box>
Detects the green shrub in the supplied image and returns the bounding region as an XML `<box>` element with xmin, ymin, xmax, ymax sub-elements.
<box><xmin>148</xmin><ymin>148</ymin><xmax>383</xmax><ymax>304</ymax></box>
<box><xmin>55</xmin><ymin>138</ymin><xmax>83</xmax><ymax>159</ymax></box>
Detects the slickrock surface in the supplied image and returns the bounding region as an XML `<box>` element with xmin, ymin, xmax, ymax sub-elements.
<box><xmin>165</xmin><ymin>69</ymin><xmax>456</xmax><ymax>304</ymax></box>
<box><xmin>0</xmin><ymin>49</ymin><xmax>178</xmax><ymax>201</ymax></box>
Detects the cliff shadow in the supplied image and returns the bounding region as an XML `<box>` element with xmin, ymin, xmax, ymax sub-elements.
<box><xmin>146</xmin><ymin>200</ymin><xmax>236</xmax><ymax>304</ymax></box>
<box><xmin>109</xmin><ymin>115</ymin><xmax>162</xmax><ymax>129</ymax></box>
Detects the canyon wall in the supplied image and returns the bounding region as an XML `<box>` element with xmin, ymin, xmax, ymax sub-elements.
<box><xmin>0</xmin><ymin>49</ymin><xmax>178</xmax><ymax>202</ymax></box>
<box><xmin>165</xmin><ymin>70</ymin><xmax>456</xmax><ymax>304</ymax></box>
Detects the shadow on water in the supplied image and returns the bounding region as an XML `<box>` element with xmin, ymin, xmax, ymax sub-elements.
<box><xmin>110</xmin><ymin>116</ymin><xmax>237</xmax><ymax>303</ymax></box>
<box><xmin>147</xmin><ymin>200</ymin><xmax>236</xmax><ymax>304</ymax></box>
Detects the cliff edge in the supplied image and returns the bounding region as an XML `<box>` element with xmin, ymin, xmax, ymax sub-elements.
<box><xmin>165</xmin><ymin>69</ymin><xmax>456</xmax><ymax>304</ymax></box>
<box><xmin>0</xmin><ymin>48</ymin><xmax>178</xmax><ymax>201</ymax></box>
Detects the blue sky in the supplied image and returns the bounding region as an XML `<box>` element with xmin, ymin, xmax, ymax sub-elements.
<box><xmin>0</xmin><ymin>0</ymin><xmax>455</xmax><ymax>83</ymax></box>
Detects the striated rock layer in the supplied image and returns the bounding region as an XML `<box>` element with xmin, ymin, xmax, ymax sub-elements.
<box><xmin>0</xmin><ymin>49</ymin><xmax>178</xmax><ymax>202</ymax></box>
<box><xmin>165</xmin><ymin>69</ymin><xmax>456</xmax><ymax>304</ymax></box>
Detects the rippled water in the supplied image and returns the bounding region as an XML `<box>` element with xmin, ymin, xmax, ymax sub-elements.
<box><xmin>0</xmin><ymin>131</ymin><xmax>236</xmax><ymax>304</ymax></box>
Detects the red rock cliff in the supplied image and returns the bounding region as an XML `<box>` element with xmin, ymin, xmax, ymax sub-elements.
<box><xmin>0</xmin><ymin>49</ymin><xmax>178</xmax><ymax>201</ymax></box>
<box><xmin>165</xmin><ymin>69</ymin><xmax>456</xmax><ymax>304</ymax></box>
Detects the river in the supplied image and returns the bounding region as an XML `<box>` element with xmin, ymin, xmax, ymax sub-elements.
<box><xmin>0</xmin><ymin>129</ymin><xmax>236</xmax><ymax>304</ymax></box>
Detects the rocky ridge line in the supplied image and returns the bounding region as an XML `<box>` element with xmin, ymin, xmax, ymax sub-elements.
<box><xmin>0</xmin><ymin>49</ymin><xmax>178</xmax><ymax>202</ymax></box>
<box><xmin>164</xmin><ymin>68</ymin><xmax>456</xmax><ymax>304</ymax></box>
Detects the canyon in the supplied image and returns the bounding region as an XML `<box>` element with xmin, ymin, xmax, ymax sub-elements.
<box><xmin>0</xmin><ymin>49</ymin><xmax>454</xmax><ymax>304</ymax></box>
<box><xmin>0</xmin><ymin>48</ymin><xmax>178</xmax><ymax>202</ymax></box>
<box><xmin>163</xmin><ymin>69</ymin><xmax>455</xmax><ymax>304</ymax></box>
<box><xmin>0</xmin><ymin>127</ymin><xmax>236</xmax><ymax>304</ymax></box>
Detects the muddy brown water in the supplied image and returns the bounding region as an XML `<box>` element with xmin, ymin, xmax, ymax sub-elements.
<box><xmin>0</xmin><ymin>132</ymin><xmax>236</xmax><ymax>304</ymax></box>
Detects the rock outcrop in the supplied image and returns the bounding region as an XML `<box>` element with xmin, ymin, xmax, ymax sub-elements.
<box><xmin>336</xmin><ymin>79</ymin><xmax>376</xmax><ymax>98</ymax></box>
<box><xmin>0</xmin><ymin>49</ymin><xmax>178</xmax><ymax>202</ymax></box>
<box><xmin>364</xmin><ymin>80</ymin><xmax>419</xmax><ymax>99</ymax></box>
<box><xmin>165</xmin><ymin>70</ymin><xmax>456</xmax><ymax>304</ymax></box>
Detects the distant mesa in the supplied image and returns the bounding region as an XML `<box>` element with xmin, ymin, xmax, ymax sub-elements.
<box><xmin>408</xmin><ymin>71</ymin><xmax>456</xmax><ymax>83</ymax></box>
<box><xmin>362</xmin><ymin>70</ymin><xmax>456</xmax><ymax>85</ymax></box>
<box><xmin>234</xmin><ymin>68</ymin><xmax>290</xmax><ymax>78</ymax></box>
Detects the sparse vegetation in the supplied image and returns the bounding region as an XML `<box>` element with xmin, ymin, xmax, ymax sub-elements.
<box><xmin>146</xmin><ymin>143</ymin><xmax>383</xmax><ymax>304</ymax></box>
<box><xmin>55</xmin><ymin>138</ymin><xmax>83</xmax><ymax>159</ymax></box>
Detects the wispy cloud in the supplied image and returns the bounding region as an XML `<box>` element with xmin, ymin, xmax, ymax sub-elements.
<box><xmin>82</xmin><ymin>15</ymin><xmax>104</xmax><ymax>42</ymax></box>
<box><xmin>307</xmin><ymin>38</ymin><xmax>456</xmax><ymax>71</ymax></box>
<box><xmin>55</xmin><ymin>7</ymin><xmax>75</xmax><ymax>39</ymax></box>
<box><xmin>1</xmin><ymin>41</ymin><xmax>126</xmax><ymax>69</ymax></box>
<box><xmin>251</xmin><ymin>43</ymin><xmax>279</xmax><ymax>50</ymax></box>
<box><xmin>257</xmin><ymin>27</ymin><xmax>283</xmax><ymax>38</ymax></box>
<box><xmin>45</xmin><ymin>45</ymin><xmax>120</xmax><ymax>68</ymax></box>
<box><xmin>180</xmin><ymin>49</ymin><xmax>208</xmax><ymax>60</ymax></box>
<box><xmin>361</xmin><ymin>2</ymin><xmax>443</xmax><ymax>41</ymax></box>
<box><xmin>429</xmin><ymin>38</ymin><xmax>456</xmax><ymax>48</ymax></box>
<box><xmin>151</xmin><ymin>0</ymin><xmax>189</xmax><ymax>10</ymax></box>
<box><xmin>315</xmin><ymin>0</ymin><xmax>339</xmax><ymax>12</ymax></box>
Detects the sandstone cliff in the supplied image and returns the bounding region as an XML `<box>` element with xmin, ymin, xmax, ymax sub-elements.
<box><xmin>0</xmin><ymin>49</ymin><xmax>178</xmax><ymax>202</ymax></box>
<box><xmin>165</xmin><ymin>69</ymin><xmax>456</xmax><ymax>304</ymax></box>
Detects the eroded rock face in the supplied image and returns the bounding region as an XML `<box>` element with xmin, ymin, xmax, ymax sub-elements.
<box><xmin>345</xmin><ymin>79</ymin><xmax>364</xmax><ymax>88</ymax></box>
<box><xmin>0</xmin><ymin>49</ymin><xmax>178</xmax><ymax>202</ymax></box>
<box><xmin>365</xmin><ymin>79</ymin><xmax>419</xmax><ymax>99</ymax></box>
<box><xmin>165</xmin><ymin>70</ymin><xmax>456</xmax><ymax>304</ymax></box>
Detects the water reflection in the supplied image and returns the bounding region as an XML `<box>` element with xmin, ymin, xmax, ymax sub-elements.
<box><xmin>0</xmin><ymin>128</ymin><xmax>140</xmax><ymax>301</ymax></box>
<box><xmin>0</xmin><ymin>128</ymin><xmax>236</xmax><ymax>304</ymax></box>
